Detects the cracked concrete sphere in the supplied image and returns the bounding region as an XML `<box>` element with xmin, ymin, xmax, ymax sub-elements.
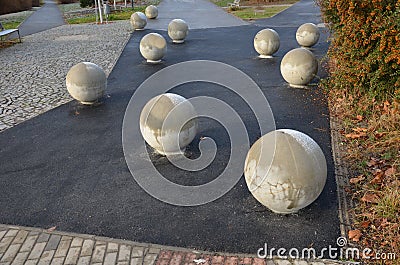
<box><xmin>168</xmin><ymin>19</ymin><xmax>189</xmax><ymax>43</ymax></box>
<box><xmin>254</xmin><ymin>28</ymin><xmax>280</xmax><ymax>58</ymax></box>
<box><xmin>145</xmin><ymin>5</ymin><xmax>158</xmax><ymax>19</ymax></box>
<box><xmin>140</xmin><ymin>93</ymin><xmax>198</xmax><ymax>155</ymax></box>
<box><xmin>296</xmin><ymin>23</ymin><xmax>320</xmax><ymax>47</ymax></box>
<box><xmin>66</xmin><ymin>62</ymin><xmax>106</xmax><ymax>105</ymax></box>
<box><xmin>280</xmin><ymin>48</ymin><xmax>318</xmax><ymax>88</ymax></box>
<box><xmin>130</xmin><ymin>12</ymin><xmax>147</xmax><ymax>30</ymax></box>
<box><xmin>139</xmin><ymin>33</ymin><xmax>167</xmax><ymax>63</ymax></box>
<box><xmin>244</xmin><ymin>129</ymin><xmax>327</xmax><ymax>214</ymax></box>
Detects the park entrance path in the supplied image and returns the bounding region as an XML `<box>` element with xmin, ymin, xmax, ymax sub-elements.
<box><xmin>18</xmin><ymin>0</ymin><xmax>65</xmax><ymax>37</ymax></box>
<box><xmin>147</xmin><ymin>0</ymin><xmax>248</xmax><ymax>29</ymax></box>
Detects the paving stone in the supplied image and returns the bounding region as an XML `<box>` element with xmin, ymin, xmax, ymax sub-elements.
<box><xmin>36</xmin><ymin>234</ymin><xmax>50</xmax><ymax>244</ymax></box>
<box><xmin>44</xmin><ymin>235</ymin><xmax>61</xmax><ymax>251</ymax></box>
<box><xmin>131</xmin><ymin>257</ymin><xmax>143</xmax><ymax>265</ymax></box>
<box><xmin>253</xmin><ymin>258</ymin><xmax>266</xmax><ymax>265</ymax></box>
<box><xmin>118</xmin><ymin>245</ymin><xmax>131</xmax><ymax>261</ymax></box>
<box><xmin>170</xmin><ymin>252</ymin><xmax>185</xmax><ymax>265</ymax></box>
<box><xmin>77</xmin><ymin>256</ymin><xmax>91</xmax><ymax>265</ymax></box>
<box><xmin>20</xmin><ymin>235</ymin><xmax>38</xmax><ymax>252</ymax></box>
<box><xmin>24</xmin><ymin>259</ymin><xmax>39</xmax><ymax>265</ymax></box>
<box><xmin>266</xmin><ymin>260</ymin><xmax>275</xmax><ymax>265</ymax></box>
<box><xmin>225</xmin><ymin>257</ymin><xmax>238</xmax><ymax>265</ymax></box>
<box><xmin>11</xmin><ymin>251</ymin><xmax>29</xmax><ymax>265</ymax></box>
<box><xmin>275</xmin><ymin>260</ymin><xmax>292</xmax><ymax>265</ymax></box>
<box><xmin>70</xmin><ymin>237</ymin><xmax>83</xmax><ymax>247</ymax></box>
<box><xmin>92</xmin><ymin>244</ymin><xmax>106</xmax><ymax>263</ymax></box>
<box><xmin>54</xmin><ymin>239</ymin><xmax>71</xmax><ymax>258</ymax></box>
<box><xmin>27</xmin><ymin>242</ymin><xmax>46</xmax><ymax>260</ymax></box>
<box><xmin>4</xmin><ymin>230</ymin><xmax>18</xmax><ymax>238</ymax></box>
<box><xmin>143</xmin><ymin>253</ymin><xmax>158</xmax><ymax>265</ymax></box>
<box><xmin>238</xmin><ymin>257</ymin><xmax>253</xmax><ymax>265</ymax></box>
<box><xmin>12</xmin><ymin>230</ymin><xmax>28</xmax><ymax>244</ymax></box>
<box><xmin>28</xmin><ymin>231</ymin><xmax>39</xmax><ymax>236</ymax></box>
<box><xmin>80</xmin><ymin>239</ymin><xmax>95</xmax><ymax>256</ymax></box>
<box><xmin>212</xmin><ymin>255</ymin><xmax>225</xmax><ymax>264</ymax></box>
<box><xmin>0</xmin><ymin>237</ymin><xmax>14</xmax><ymax>253</ymax></box>
<box><xmin>50</xmin><ymin>257</ymin><xmax>64</xmax><ymax>265</ymax></box>
<box><xmin>148</xmin><ymin>248</ymin><xmax>160</xmax><ymax>254</ymax></box>
<box><xmin>104</xmin><ymin>252</ymin><xmax>118</xmax><ymax>265</ymax></box>
<box><xmin>0</xmin><ymin>232</ymin><xmax>6</xmax><ymax>241</ymax></box>
<box><xmin>118</xmin><ymin>262</ymin><xmax>130</xmax><ymax>265</ymax></box>
<box><xmin>293</xmin><ymin>261</ymin><xmax>308</xmax><ymax>265</ymax></box>
<box><xmin>64</xmin><ymin>247</ymin><xmax>81</xmax><ymax>265</ymax></box>
<box><xmin>310</xmin><ymin>263</ymin><xmax>325</xmax><ymax>265</ymax></box>
<box><xmin>37</xmin><ymin>250</ymin><xmax>55</xmax><ymax>265</ymax></box>
<box><xmin>107</xmin><ymin>242</ymin><xmax>119</xmax><ymax>253</ymax></box>
<box><xmin>156</xmin><ymin>259</ymin><xmax>170</xmax><ymax>265</ymax></box>
<box><xmin>131</xmin><ymin>247</ymin><xmax>144</xmax><ymax>258</ymax></box>
<box><xmin>0</xmin><ymin>244</ymin><xmax>21</xmax><ymax>262</ymax></box>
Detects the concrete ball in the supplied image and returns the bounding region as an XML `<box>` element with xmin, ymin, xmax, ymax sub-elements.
<box><xmin>139</xmin><ymin>33</ymin><xmax>167</xmax><ymax>63</ymax></box>
<box><xmin>280</xmin><ymin>48</ymin><xmax>318</xmax><ymax>88</ymax></box>
<box><xmin>296</xmin><ymin>23</ymin><xmax>320</xmax><ymax>47</ymax></box>
<box><xmin>140</xmin><ymin>93</ymin><xmax>198</xmax><ymax>155</ymax></box>
<box><xmin>254</xmin><ymin>28</ymin><xmax>280</xmax><ymax>58</ymax></box>
<box><xmin>130</xmin><ymin>12</ymin><xmax>147</xmax><ymax>30</ymax></box>
<box><xmin>66</xmin><ymin>62</ymin><xmax>106</xmax><ymax>105</ymax></box>
<box><xmin>244</xmin><ymin>129</ymin><xmax>327</xmax><ymax>214</ymax></box>
<box><xmin>145</xmin><ymin>5</ymin><xmax>158</xmax><ymax>19</ymax></box>
<box><xmin>168</xmin><ymin>19</ymin><xmax>189</xmax><ymax>43</ymax></box>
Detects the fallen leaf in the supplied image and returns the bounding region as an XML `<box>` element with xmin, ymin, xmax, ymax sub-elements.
<box><xmin>385</xmin><ymin>167</ymin><xmax>396</xmax><ymax>177</ymax></box>
<box><xmin>360</xmin><ymin>221</ymin><xmax>371</xmax><ymax>228</ymax></box>
<box><xmin>380</xmin><ymin>218</ymin><xmax>390</xmax><ymax>227</ymax></box>
<box><xmin>350</xmin><ymin>175</ymin><xmax>365</xmax><ymax>184</ymax></box>
<box><xmin>47</xmin><ymin>226</ymin><xmax>57</xmax><ymax>232</ymax></box>
<box><xmin>370</xmin><ymin>170</ymin><xmax>385</xmax><ymax>184</ymax></box>
<box><xmin>367</xmin><ymin>158</ymin><xmax>378</xmax><ymax>167</ymax></box>
<box><xmin>361</xmin><ymin>193</ymin><xmax>379</xmax><ymax>203</ymax></box>
<box><xmin>349</xmin><ymin>229</ymin><xmax>362</xmax><ymax>242</ymax></box>
<box><xmin>356</xmin><ymin>115</ymin><xmax>363</xmax><ymax>121</ymax></box>
<box><xmin>352</xmin><ymin>127</ymin><xmax>368</xmax><ymax>133</ymax></box>
<box><xmin>374</xmin><ymin>132</ymin><xmax>386</xmax><ymax>139</ymax></box>
<box><xmin>345</xmin><ymin>132</ymin><xmax>367</xmax><ymax>139</ymax></box>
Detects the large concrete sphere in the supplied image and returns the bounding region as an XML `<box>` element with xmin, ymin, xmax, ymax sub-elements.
<box><xmin>254</xmin><ymin>28</ymin><xmax>280</xmax><ymax>58</ymax></box>
<box><xmin>139</xmin><ymin>33</ymin><xmax>167</xmax><ymax>63</ymax></box>
<box><xmin>145</xmin><ymin>5</ymin><xmax>158</xmax><ymax>19</ymax></box>
<box><xmin>130</xmin><ymin>12</ymin><xmax>147</xmax><ymax>30</ymax></box>
<box><xmin>244</xmin><ymin>129</ymin><xmax>327</xmax><ymax>214</ymax></box>
<box><xmin>280</xmin><ymin>48</ymin><xmax>318</xmax><ymax>88</ymax></box>
<box><xmin>66</xmin><ymin>62</ymin><xmax>106</xmax><ymax>105</ymax></box>
<box><xmin>140</xmin><ymin>93</ymin><xmax>198</xmax><ymax>155</ymax></box>
<box><xmin>296</xmin><ymin>23</ymin><xmax>320</xmax><ymax>47</ymax></box>
<box><xmin>168</xmin><ymin>19</ymin><xmax>189</xmax><ymax>43</ymax></box>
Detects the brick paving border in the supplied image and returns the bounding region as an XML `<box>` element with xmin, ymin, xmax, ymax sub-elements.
<box><xmin>0</xmin><ymin>224</ymin><xmax>351</xmax><ymax>265</ymax></box>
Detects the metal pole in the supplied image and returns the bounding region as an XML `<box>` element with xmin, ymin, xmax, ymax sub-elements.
<box><xmin>131</xmin><ymin>0</ymin><xmax>134</xmax><ymax>9</ymax></box>
<box><xmin>125</xmin><ymin>0</ymin><xmax>127</xmax><ymax>8</ymax></box>
<box><xmin>94</xmin><ymin>0</ymin><xmax>98</xmax><ymax>23</ymax></box>
<box><xmin>113</xmin><ymin>0</ymin><xmax>116</xmax><ymax>9</ymax></box>
<box><xmin>97</xmin><ymin>0</ymin><xmax>103</xmax><ymax>23</ymax></box>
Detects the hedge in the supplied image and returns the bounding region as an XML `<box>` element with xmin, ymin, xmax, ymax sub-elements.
<box><xmin>316</xmin><ymin>0</ymin><xmax>400</xmax><ymax>100</ymax></box>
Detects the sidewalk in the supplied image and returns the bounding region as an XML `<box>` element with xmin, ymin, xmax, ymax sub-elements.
<box><xmin>17</xmin><ymin>0</ymin><xmax>64</xmax><ymax>37</ymax></box>
<box><xmin>0</xmin><ymin>225</ymin><xmax>346</xmax><ymax>265</ymax></box>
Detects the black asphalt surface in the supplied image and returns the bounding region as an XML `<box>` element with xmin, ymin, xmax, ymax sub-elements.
<box><xmin>17</xmin><ymin>0</ymin><xmax>65</xmax><ymax>37</ymax></box>
<box><xmin>0</xmin><ymin>1</ymin><xmax>340</xmax><ymax>256</ymax></box>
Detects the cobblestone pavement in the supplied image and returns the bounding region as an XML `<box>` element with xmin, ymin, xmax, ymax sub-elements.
<box><xmin>0</xmin><ymin>21</ymin><xmax>131</xmax><ymax>132</ymax></box>
<box><xmin>0</xmin><ymin>225</ymin><xmax>349</xmax><ymax>265</ymax></box>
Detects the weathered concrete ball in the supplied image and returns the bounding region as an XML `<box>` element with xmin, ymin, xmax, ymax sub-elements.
<box><xmin>280</xmin><ymin>48</ymin><xmax>318</xmax><ymax>88</ymax></box>
<box><xmin>66</xmin><ymin>62</ymin><xmax>106</xmax><ymax>105</ymax></box>
<box><xmin>139</xmin><ymin>33</ymin><xmax>167</xmax><ymax>63</ymax></box>
<box><xmin>140</xmin><ymin>93</ymin><xmax>198</xmax><ymax>155</ymax></box>
<box><xmin>168</xmin><ymin>19</ymin><xmax>189</xmax><ymax>43</ymax></box>
<box><xmin>145</xmin><ymin>5</ymin><xmax>158</xmax><ymax>19</ymax></box>
<box><xmin>244</xmin><ymin>129</ymin><xmax>327</xmax><ymax>214</ymax></box>
<box><xmin>254</xmin><ymin>28</ymin><xmax>280</xmax><ymax>58</ymax></box>
<box><xmin>130</xmin><ymin>12</ymin><xmax>147</xmax><ymax>30</ymax></box>
<box><xmin>296</xmin><ymin>23</ymin><xmax>320</xmax><ymax>47</ymax></box>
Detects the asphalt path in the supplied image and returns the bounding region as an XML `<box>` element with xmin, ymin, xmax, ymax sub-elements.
<box><xmin>0</xmin><ymin>0</ymin><xmax>340</xmax><ymax>256</ymax></box>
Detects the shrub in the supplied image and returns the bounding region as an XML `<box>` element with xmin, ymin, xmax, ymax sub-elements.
<box><xmin>316</xmin><ymin>0</ymin><xmax>400</xmax><ymax>101</ymax></box>
<box><xmin>80</xmin><ymin>0</ymin><xmax>94</xmax><ymax>8</ymax></box>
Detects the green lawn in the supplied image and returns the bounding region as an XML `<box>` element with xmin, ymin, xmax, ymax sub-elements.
<box><xmin>1</xmin><ymin>11</ymin><xmax>33</xmax><ymax>29</ymax></box>
<box><xmin>231</xmin><ymin>5</ymin><xmax>290</xmax><ymax>19</ymax></box>
<box><xmin>67</xmin><ymin>7</ymin><xmax>146</xmax><ymax>24</ymax></box>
